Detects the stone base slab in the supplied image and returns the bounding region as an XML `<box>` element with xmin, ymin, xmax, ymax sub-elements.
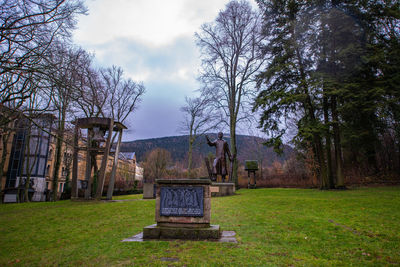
<box><xmin>123</xmin><ymin>230</ymin><xmax>236</xmax><ymax>243</ymax></box>
<box><xmin>210</xmin><ymin>182</ymin><xmax>235</xmax><ymax>197</ymax></box>
<box><xmin>142</xmin><ymin>224</ymin><xmax>220</xmax><ymax>240</ymax></box>
<box><xmin>157</xmin><ymin>222</ymin><xmax>210</xmax><ymax>228</ymax></box>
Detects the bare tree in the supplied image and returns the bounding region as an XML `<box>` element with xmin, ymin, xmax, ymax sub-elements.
<box><xmin>100</xmin><ymin>66</ymin><xmax>145</xmax><ymax>198</ymax></box>
<box><xmin>179</xmin><ymin>96</ymin><xmax>216</xmax><ymax>176</ymax></box>
<box><xmin>74</xmin><ymin>65</ymin><xmax>145</xmax><ymax>134</ymax></box>
<box><xmin>195</xmin><ymin>0</ymin><xmax>264</xmax><ymax>186</ymax></box>
<box><xmin>47</xmin><ymin>43</ymin><xmax>88</xmax><ymax>201</ymax></box>
<box><xmin>100</xmin><ymin>66</ymin><xmax>145</xmax><ymax>125</ymax></box>
<box><xmin>0</xmin><ymin>0</ymin><xmax>85</xmax><ymax>194</ymax></box>
<box><xmin>68</xmin><ymin>53</ymin><xmax>106</xmax><ymax>199</ymax></box>
<box><xmin>143</xmin><ymin>148</ymin><xmax>171</xmax><ymax>183</ymax></box>
<box><xmin>0</xmin><ymin>0</ymin><xmax>86</xmax><ymax>112</ymax></box>
<box><xmin>72</xmin><ymin>54</ymin><xmax>106</xmax><ymax>118</ymax></box>
<box><xmin>72</xmin><ymin>65</ymin><xmax>145</xmax><ymax>199</ymax></box>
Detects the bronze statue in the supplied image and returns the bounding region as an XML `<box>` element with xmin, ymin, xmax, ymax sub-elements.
<box><xmin>206</xmin><ymin>132</ymin><xmax>232</xmax><ymax>182</ymax></box>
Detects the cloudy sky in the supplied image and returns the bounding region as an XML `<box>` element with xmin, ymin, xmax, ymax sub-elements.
<box><xmin>73</xmin><ymin>0</ymin><xmax>247</xmax><ymax>141</ymax></box>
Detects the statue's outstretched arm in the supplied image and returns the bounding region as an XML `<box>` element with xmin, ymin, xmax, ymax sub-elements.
<box><xmin>205</xmin><ymin>135</ymin><xmax>215</xmax><ymax>146</ymax></box>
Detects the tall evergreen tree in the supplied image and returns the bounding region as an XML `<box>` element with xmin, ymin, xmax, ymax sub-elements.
<box><xmin>254</xmin><ymin>0</ymin><xmax>331</xmax><ymax>188</ymax></box>
<box><xmin>255</xmin><ymin>0</ymin><xmax>400</xmax><ymax>187</ymax></box>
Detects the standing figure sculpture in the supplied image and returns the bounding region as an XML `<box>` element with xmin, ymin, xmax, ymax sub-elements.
<box><xmin>206</xmin><ymin>132</ymin><xmax>233</xmax><ymax>182</ymax></box>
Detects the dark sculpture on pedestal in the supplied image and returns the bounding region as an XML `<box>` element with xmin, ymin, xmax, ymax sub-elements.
<box><xmin>205</xmin><ymin>132</ymin><xmax>233</xmax><ymax>182</ymax></box>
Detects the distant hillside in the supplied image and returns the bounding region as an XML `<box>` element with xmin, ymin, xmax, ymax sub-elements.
<box><xmin>120</xmin><ymin>134</ymin><xmax>294</xmax><ymax>167</ymax></box>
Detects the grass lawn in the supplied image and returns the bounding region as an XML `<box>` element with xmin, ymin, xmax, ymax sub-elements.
<box><xmin>0</xmin><ymin>187</ymin><xmax>399</xmax><ymax>266</ymax></box>
<box><xmin>112</xmin><ymin>194</ymin><xmax>143</xmax><ymax>200</ymax></box>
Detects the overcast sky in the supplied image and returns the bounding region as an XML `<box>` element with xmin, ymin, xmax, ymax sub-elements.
<box><xmin>73</xmin><ymin>0</ymin><xmax>247</xmax><ymax>141</ymax></box>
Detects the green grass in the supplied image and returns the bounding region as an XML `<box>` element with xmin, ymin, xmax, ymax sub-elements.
<box><xmin>1</xmin><ymin>187</ymin><xmax>399</xmax><ymax>266</ymax></box>
<box><xmin>112</xmin><ymin>194</ymin><xmax>143</xmax><ymax>200</ymax></box>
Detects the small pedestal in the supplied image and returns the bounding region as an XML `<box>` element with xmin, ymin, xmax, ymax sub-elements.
<box><xmin>142</xmin><ymin>179</ymin><xmax>220</xmax><ymax>240</ymax></box>
<box><xmin>245</xmin><ymin>160</ymin><xmax>258</xmax><ymax>189</ymax></box>
<box><xmin>143</xmin><ymin>183</ymin><xmax>155</xmax><ymax>199</ymax></box>
<box><xmin>210</xmin><ymin>182</ymin><xmax>235</xmax><ymax>197</ymax></box>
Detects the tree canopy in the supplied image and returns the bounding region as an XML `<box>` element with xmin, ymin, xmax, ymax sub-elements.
<box><xmin>254</xmin><ymin>0</ymin><xmax>400</xmax><ymax>188</ymax></box>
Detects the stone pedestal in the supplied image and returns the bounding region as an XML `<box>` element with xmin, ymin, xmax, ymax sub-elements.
<box><xmin>142</xmin><ymin>179</ymin><xmax>220</xmax><ymax>240</ymax></box>
<box><xmin>143</xmin><ymin>183</ymin><xmax>155</xmax><ymax>199</ymax></box>
<box><xmin>210</xmin><ymin>182</ymin><xmax>235</xmax><ymax>197</ymax></box>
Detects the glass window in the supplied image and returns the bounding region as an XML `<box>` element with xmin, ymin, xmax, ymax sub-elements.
<box><xmin>21</xmin><ymin>157</ymin><xmax>35</xmax><ymax>175</ymax></box>
<box><xmin>37</xmin><ymin>158</ymin><xmax>46</xmax><ymax>177</ymax></box>
<box><xmin>29</xmin><ymin>137</ymin><xmax>39</xmax><ymax>154</ymax></box>
<box><xmin>40</xmin><ymin>139</ymin><xmax>49</xmax><ymax>156</ymax></box>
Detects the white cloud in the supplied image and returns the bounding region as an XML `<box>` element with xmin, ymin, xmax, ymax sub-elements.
<box><xmin>72</xmin><ymin>0</ymin><xmax>259</xmax><ymax>140</ymax></box>
<box><xmin>74</xmin><ymin>0</ymin><xmax>228</xmax><ymax>47</ymax></box>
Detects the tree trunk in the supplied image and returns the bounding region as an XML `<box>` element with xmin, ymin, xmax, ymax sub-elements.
<box><xmin>52</xmin><ymin>109</ymin><xmax>66</xmax><ymax>201</ymax></box>
<box><xmin>295</xmin><ymin>43</ymin><xmax>328</xmax><ymax>189</ymax></box>
<box><xmin>230</xmin><ymin>121</ymin><xmax>238</xmax><ymax>187</ymax></box>
<box><xmin>84</xmin><ymin>129</ymin><xmax>92</xmax><ymax>200</ymax></box>
<box><xmin>106</xmin><ymin>130</ymin><xmax>123</xmax><ymax>200</ymax></box>
<box><xmin>71</xmin><ymin>124</ymin><xmax>79</xmax><ymax>199</ymax></box>
<box><xmin>314</xmin><ymin>136</ymin><xmax>329</xmax><ymax>189</ymax></box>
<box><xmin>91</xmin><ymin>154</ymin><xmax>98</xmax><ymax>197</ymax></box>
<box><xmin>323</xmin><ymin>95</ymin><xmax>334</xmax><ymax>188</ymax></box>
<box><xmin>95</xmin><ymin>119</ymin><xmax>114</xmax><ymax>200</ymax></box>
<box><xmin>0</xmin><ymin>133</ymin><xmax>11</xmax><ymax>192</ymax></box>
<box><xmin>23</xmin><ymin>131</ymin><xmax>30</xmax><ymax>202</ymax></box>
<box><xmin>398</xmin><ymin>139</ymin><xmax>400</xmax><ymax>176</ymax></box>
<box><xmin>331</xmin><ymin>96</ymin><xmax>345</xmax><ymax>188</ymax></box>
<box><xmin>366</xmin><ymin>144</ymin><xmax>378</xmax><ymax>174</ymax></box>
<box><xmin>188</xmin><ymin>136</ymin><xmax>194</xmax><ymax>177</ymax></box>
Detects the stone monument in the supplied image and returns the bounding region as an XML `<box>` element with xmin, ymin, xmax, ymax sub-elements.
<box><xmin>142</xmin><ymin>179</ymin><xmax>220</xmax><ymax>240</ymax></box>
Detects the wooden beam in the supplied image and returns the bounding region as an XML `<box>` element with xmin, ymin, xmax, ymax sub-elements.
<box><xmin>71</xmin><ymin>125</ymin><xmax>79</xmax><ymax>199</ymax></box>
<box><xmin>95</xmin><ymin>119</ymin><xmax>114</xmax><ymax>200</ymax></box>
<box><xmin>106</xmin><ymin>129</ymin><xmax>123</xmax><ymax>200</ymax></box>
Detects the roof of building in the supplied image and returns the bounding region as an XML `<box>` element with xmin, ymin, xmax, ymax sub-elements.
<box><xmin>119</xmin><ymin>152</ymin><xmax>136</xmax><ymax>161</ymax></box>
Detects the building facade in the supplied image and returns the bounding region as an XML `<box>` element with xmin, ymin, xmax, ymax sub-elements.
<box><xmin>2</xmin><ymin>116</ymin><xmax>53</xmax><ymax>202</ymax></box>
<box><xmin>1</xmin><ymin>115</ymin><xmax>137</xmax><ymax>202</ymax></box>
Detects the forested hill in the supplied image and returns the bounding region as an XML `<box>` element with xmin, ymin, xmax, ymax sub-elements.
<box><xmin>120</xmin><ymin>134</ymin><xmax>294</xmax><ymax>166</ymax></box>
